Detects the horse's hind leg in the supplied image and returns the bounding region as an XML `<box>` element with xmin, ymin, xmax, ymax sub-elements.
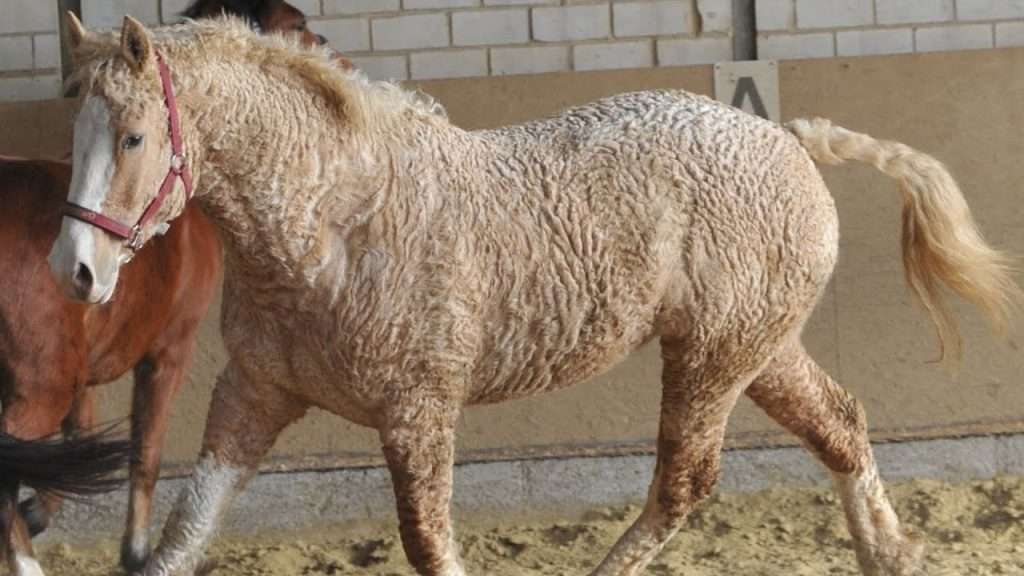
<box><xmin>379</xmin><ymin>401</ymin><xmax>463</xmax><ymax>576</ymax></box>
<box><xmin>745</xmin><ymin>342</ymin><xmax>922</xmax><ymax>576</ymax></box>
<box><xmin>590</xmin><ymin>338</ymin><xmax>775</xmax><ymax>576</ymax></box>
<box><xmin>120</xmin><ymin>346</ymin><xmax>193</xmax><ymax>572</ymax></box>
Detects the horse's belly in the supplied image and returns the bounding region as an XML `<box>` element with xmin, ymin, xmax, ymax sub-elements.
<box><xmin>467</xmin><ymin>303</ymin><xmax>661</xmax><ymax>404</ymax></box>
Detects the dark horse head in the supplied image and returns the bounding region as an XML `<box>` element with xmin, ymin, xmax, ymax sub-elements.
<box><xmin>184</xmin><ymin>0</ymin><xmax>326</xmax><ymax>47</ymax></box>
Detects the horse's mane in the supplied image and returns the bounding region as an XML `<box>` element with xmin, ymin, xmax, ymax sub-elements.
<box><xmin>66</xmin><ymin>15</ymin><xmax>446</xmax><ymax>133</ymax></box>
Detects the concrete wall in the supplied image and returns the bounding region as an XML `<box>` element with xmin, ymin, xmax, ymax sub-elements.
<box><xmin>2</xmin><ymin>47</ymin><xmax>1022</xmax><ymax>475</ymax></box>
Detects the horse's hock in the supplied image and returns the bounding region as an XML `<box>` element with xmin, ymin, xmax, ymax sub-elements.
<box><xmin>4</xmin><ymin>42</ymin><xmax>1024</xmax><ymax>543</ymax></box>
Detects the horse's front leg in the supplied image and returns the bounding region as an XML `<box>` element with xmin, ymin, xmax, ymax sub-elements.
<box><xmin>380</xmin><ymin>401</ymin><xmax>464</xmax><ymax>576</ymax></box>
<box><xmin>1</xmin><ymin>397</ymin><xmax>70</xmax><ymax>576</ymax></box>
<box><xmin>142</xmin><ymin>363</ymin><xmax>307</xmax><ymax>576</ymax></box>
<box><xmin>121</xmin><ymin>345</ymin><xmax>194</xmax><ymax>572</ymax></box>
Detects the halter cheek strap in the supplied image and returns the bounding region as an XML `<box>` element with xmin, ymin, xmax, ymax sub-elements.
<box><xmin>61</xmin><ymin>51</ymin><xmax>193</xmax><ymax>252</ymax></box>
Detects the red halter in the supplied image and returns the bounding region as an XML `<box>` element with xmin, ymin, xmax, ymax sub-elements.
<box><xmin>62</xmin><ymin>52</ymin><xmax>193</xmax><ymax>252</ymax></box>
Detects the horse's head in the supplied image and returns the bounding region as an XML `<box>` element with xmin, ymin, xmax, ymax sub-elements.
<box><xmin>184</xmin><ymin>0</ymin><xmax>354</xmax><ymax>69</ymax></box>
<box><xmin>48</xmin><ymin>15</ymin><xmax>190</xmax><ymax>303</ymax></box>
<box><xmin>185</xmin><ymin>0</ymin><xmax>321</xmax><ymax>47</ymax></box>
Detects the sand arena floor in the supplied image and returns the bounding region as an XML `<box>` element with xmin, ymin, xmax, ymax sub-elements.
<box><xmin>39</xmin><ymin>476</ymin><xmax>1024</xmax><ymax>575</ymax></box>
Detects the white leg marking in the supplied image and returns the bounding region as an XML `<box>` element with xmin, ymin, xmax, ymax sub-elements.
<box><xmin>143</xmin><ymin>454</ymin><xmax>243</xmax><ymax>576</ymax></box>
<box><xmin>14</xmin><ymin>553</ymin><xmax>45</xmax><ymax>576</ymax></box>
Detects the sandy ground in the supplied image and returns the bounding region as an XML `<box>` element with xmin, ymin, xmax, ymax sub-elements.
<box><xmin>37</xmin><ymin>475</ymin><xmax>1024</xmax><ymax>576</ymax></box>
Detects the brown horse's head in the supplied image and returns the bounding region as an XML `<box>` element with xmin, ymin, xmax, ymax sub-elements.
<box><xmin>184</xmin><ymin>0</ymin><xmax>323</xmax><ymax>47</ymax></box>
<box><xmin>183</xmin><ymin>0</ymin><xmax>353</xmax><ymax>69</ymax></box>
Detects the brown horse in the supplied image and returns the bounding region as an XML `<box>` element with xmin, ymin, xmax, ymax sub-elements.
<box><xmin>0</xmin><ymin>427</ymin><xmax>132</xmax><ymax>576</ymax></box>
<box><xmin>0</xmin><ymin>1</ymin><xmax>347</xmax><ymax>573</ymax></box>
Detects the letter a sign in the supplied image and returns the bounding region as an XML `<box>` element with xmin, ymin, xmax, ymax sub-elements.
<box><xmin>714</xmin><ymin>60</ymin><xmax>781</xmax><ymax>123</ymax></box>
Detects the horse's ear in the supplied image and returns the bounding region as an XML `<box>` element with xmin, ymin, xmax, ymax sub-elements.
<box><xmin>65</xmin><ymin>11</ymin><xmax>88</xmax><ymax>51</ymax></box>
<box><xmin>120</xmin><ymin>15</ymin><xmax>153</xmax><ymax>74</ymax></box>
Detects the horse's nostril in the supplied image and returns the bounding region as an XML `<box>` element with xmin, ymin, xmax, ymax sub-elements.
<box><xmin>72</xmin><ymin>262</ymin><xmax>94</xmax><ymax>298</ymax></box>
<box><xmin>317</xmin><ymin>34</ymin><xmax>327</xmax><ymax>46</ymax></box>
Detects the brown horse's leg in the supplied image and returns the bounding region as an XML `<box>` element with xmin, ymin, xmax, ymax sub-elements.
<box><xmin>2</xmin><ymin>488</ymin><xmax>42</xmax><ymax>576</ymax></box>
<box><xmin>590</xmin><ymin>339</ymin><xmax>774</xmax><ymax>576</ymax></box>
<box><xmin>19</xmin><ymin>388</ymin><xmax>95</xmax><ymax>537</ymax></box>
<box><xmin>142</xmin><ymin>363</ymin><xmax>306</xmax><ymax>576</ymax></box>
<box><xmin>1</xmin><ymin>399</ymin><xmax>70</xmax><ymax>576</ymax></box>
<box><xmin>380</xmin><ymin>405</ymin><xmax>463</xmax><ymax>576</ymax></box>
<box><xmin>746</xmin><ymin>343</ymin><xmax>922</xmax><ymax>576</ymax></box>
<box><xmin>121</xmin><ymin>349</ymin><xmax>192</xmax><ymax>572</ymax></box>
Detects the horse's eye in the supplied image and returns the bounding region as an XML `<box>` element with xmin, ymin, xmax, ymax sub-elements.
<box><xmin>122</xmin><ymin>135</ymin><xmax>143</xmax><ymax>150</ymax></box>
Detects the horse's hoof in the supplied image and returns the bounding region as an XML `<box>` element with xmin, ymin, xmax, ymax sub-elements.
<box><xmin>120</xmin><ymin>539</ymin><xmax>151</xmax><ymax>574</ymax></box>
<box><xmin>18</xmin><ymin>497</ymin><xmax>50</xmax><ymax>537</ymax></box>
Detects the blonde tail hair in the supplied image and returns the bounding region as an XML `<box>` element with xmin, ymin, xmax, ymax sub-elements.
<box><xmin>786</xmin><ymin>117</ymin><xmax>1021</xmax><ymax>364</ymax></box>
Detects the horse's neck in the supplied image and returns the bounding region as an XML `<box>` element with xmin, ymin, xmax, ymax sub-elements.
<box><xmin>182</xmin><ymin>71</ymin><xmax>397</xmax><ymax>292</ymax></box>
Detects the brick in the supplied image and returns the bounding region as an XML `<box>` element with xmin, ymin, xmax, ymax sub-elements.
<box><xmin>613</xmin><ymin>1</ymin><xmax>691</xmax><ymax>37</ymax></box>
<box><xmin>33</xmin><ymin>34</ymin><xmax>60</xmax><ymax>69</ymax></box>
<box><xmin>372</xmin><ymin>13</ymin><xmax>449</xmax><ymax>51</ymax></box>
<box><xmin>836</xmin><ymin>28</ymin><xmax>913</xmax><ymax>56</ymax></box>
<box><xmin>757</xmin><ymin>32</ymin><xmax>835</xmax><ymax>60</ymax></box>
<box><xmin>996</xmin><ymin>21</ymin><xmax>1024</xmax><ymax>46</ymax></box>
<box><xmin>485</xmin><ymin>0</ymin><xmax>558</xmax><ymax>4</ymax></box>
<box><xmin>453</xmin><ymin>9</ymin><xmax>529</xmax><ymax>46</ymax></box>
<box><xmin>491</xmin><ymin>45</ymin><xmax>570</xmax><ymax>75</ymax></box>
<box><xmin>404</xmin><ymin>0</ymin><xmax>478</xmax><ymax>8</ymax></box>
<box><xmin>348</xmin><ymin>55</ymin><xmax>408</xmax><ymax>81</ymax></box>
<box><xmin>0</xmin><ymin>75</ymin><xmax>61</xmax><ymax>102</ymax></box>
<box><xmin>533</xmin><ymin>4</ymin><xmax>611</xmax><ymax>42</ymax></box>
<box><xmin>82</xmin><ymin>0</ymin><xmax>161</xmax><ymax>28</ymax></box>
<box><xmin>755</xmin><ymin>0</ymin><xmax>794</xmax><ymax>31</ymax></box>
<box><xmin>876</xmin><ymin>0</ymin><xmax>953</xmax><ymax>24</ymax></box>
<box><xmin>915</xmin><ymin>24</ymin><xmax>993</xmax><ymax>52</ymax></box>
<box><xmin>323</xmin><ymin>0</ymin><xmax>400</xmax><ymax>14</ymax></box>
<box><xmin>0</xmin><ymin>37</ymin><xmax>32</xmax><ymax>72</ymax></box>
<box><xmin>411</xmin><ymin>49</ymin><xmax>488</xmax><ymax>79</ymax></box>
<box><xmin>0</xmin><ymin>0</ymin><xmax>57</xmax><ymax>34</ymax></box>
<box><xmin>161</xmin><ymin>0</ymin><xmax>191</xmax><ymax>23</ymax></box>
<box><xmin>574</xmin><ymin>40</ymin><xmax>654</xmax><ymax>71</ymax></box>
<box><xmin>309</xmin><ymin>18</ymin><xmax>371</xmax><ymax>52</ymax></box>
<box><xmin>658</xmin><ymin>37</ymin><xmax>732</xmax><ymax>65</ymax></box>
<box><xmin>697</xmin><ymin>0</ymin><xmax>733</xmax><ymax>33</ymax></box>
<box><xmin>287</xmin><ymin>0</ymin><xmax>322</xmax><ymax>16</ymax></box>
<box><xmin>795</xmin><ymin>0</ymin><xmax>872</xmax><ymax>29</ymax></box>
<box><xmin>958</xmin><ymin>0</ymin><xmax>1024</xmax><ymax>21</ymax></box>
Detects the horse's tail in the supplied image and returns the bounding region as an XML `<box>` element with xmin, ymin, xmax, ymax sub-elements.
<box><xmin>0</xmin><ymin>425</ymin><xmax>132</xmax><ymax>498</ymax></box>
<box><xmin>786</xmin><ymin>117</ymin><xmax>1022</xmax><ymax>364</ymax></box>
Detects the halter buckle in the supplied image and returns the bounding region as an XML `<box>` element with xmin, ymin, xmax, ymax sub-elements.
<box><xmin>128</xmin><ymin>225</ymin><xmax>144</xmax><ymax>252</ymax></box>
<box><xmin>170</xmin><ymin>152</ymin><xmax>187</xmax><ymax>173</ymax></box>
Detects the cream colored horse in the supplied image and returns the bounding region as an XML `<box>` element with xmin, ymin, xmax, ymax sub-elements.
<box><xmin>48</xmin><ymin>14</ymin><xmax>1018</xmax><ymax>576</ymax></box>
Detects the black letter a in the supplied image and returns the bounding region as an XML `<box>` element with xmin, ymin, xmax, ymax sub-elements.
<box><xmin>731</xmin><ymin>77</ymin><xmax>769</xmax><ymax>119</ymax></box>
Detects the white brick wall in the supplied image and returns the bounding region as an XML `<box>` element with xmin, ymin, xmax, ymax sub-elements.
<box><xmin>756</xmin><ymin>0</ymin><xmax>1024</xmax><ymax>62</ymax></box>
<box><xmin>6</xmin><ymin>0</ymin><xmax>1024</xmax><ymax>103</ymax></box>
<box><xmin>0</xmin><ymin>0</ymin><xmax>58</xmax><ymax>102</ymax></box>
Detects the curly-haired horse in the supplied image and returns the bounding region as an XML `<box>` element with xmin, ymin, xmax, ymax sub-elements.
<box><xmin>51</xmin><ymin>14</ymin><xmax>1020</xmax><ymax>576</ymax></box>
<box><xmin>0</xmin><ymin>2</ymin><xmax>349</xmax><ymax>574</ymax></box>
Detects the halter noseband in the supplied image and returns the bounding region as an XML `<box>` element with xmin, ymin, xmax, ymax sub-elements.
<box><xmin>62</xmin><ymin>51</ymin><xmax>193</xmax><ymax>253</ymax></box>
